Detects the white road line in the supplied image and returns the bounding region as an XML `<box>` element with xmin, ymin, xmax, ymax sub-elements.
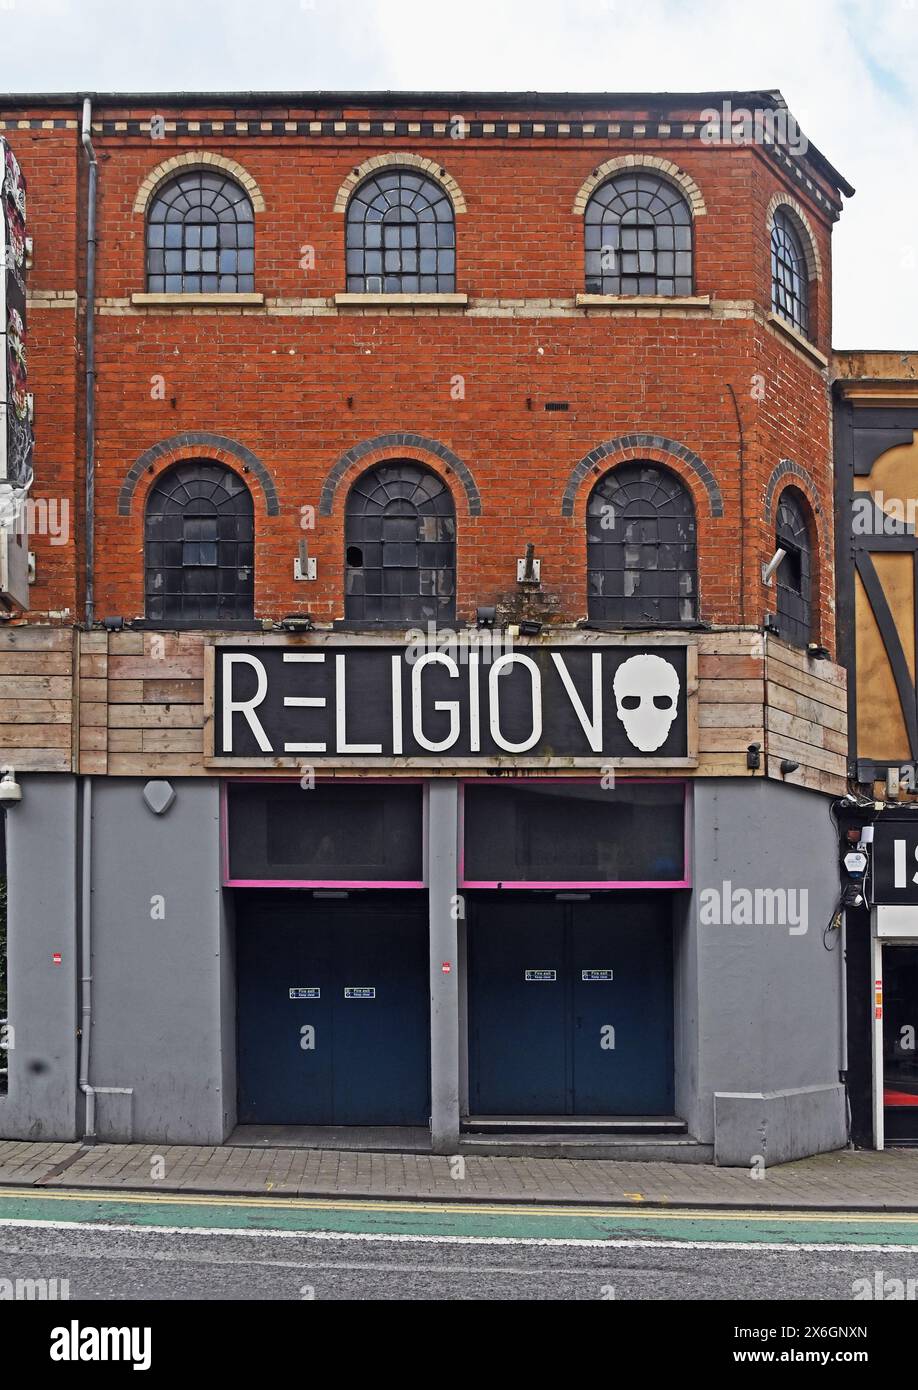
<box><xmin>0</xmin><ymin>1217</ymin><xmax>916</xmax><ymax>1253</ymax></box>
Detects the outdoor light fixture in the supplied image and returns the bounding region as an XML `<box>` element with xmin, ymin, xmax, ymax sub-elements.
<box><xmin>763</xmin><ymin>613</ymin><xmax>781</xmax><ymax>634</ymax></box>
<box><xmin>841</xmin><ymin>883</ymin><xmax>866</xmax><ymax>909</ymax></box>
<box><xmin>476</xmin><ymin>606</ymin><xmax>496</xmax><ymax>628</ymax></box>
<box><xmin>102</xmin><ymin>616</ymin><xmax>124</xmax><ymax>632</ymax></box>
<box><xmin>0</xmin><ymin>768</ymin><xmax>22</xmax><ymax>806</ymax></box>
<box><xmin>807</xmin><ymin>643</ymin><xmax>831</xmax><ymax>661</ymax></box>
<box><xmin>279</xmin><ymin>613</ymin><xmax>313</xmax><ymax>633</ymax></box>
<box><xmin>519</xmin><ymin>619</ymin><xmax>542</xmax><ymax>636</ymax></box>
<box><xmin>746</xmin><ymin>743</ymin><xmax>761</xmax><ymax>770</ymax></box>
<box><xmin>780</xmin><ymin>759</ymin><xmax>800</xmax><ymax>776</ymax></box>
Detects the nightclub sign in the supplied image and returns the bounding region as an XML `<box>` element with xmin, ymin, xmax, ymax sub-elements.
<box><xmin>209</xmin><ymin>642</ymin><xmax>694</xmax><ymax>765</ymax></box>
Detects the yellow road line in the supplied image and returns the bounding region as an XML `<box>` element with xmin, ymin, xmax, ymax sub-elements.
<box><xmin>0</xmin><ymin>1186</ymin><xmax>913</xmax><ymax>1225</ymax></box>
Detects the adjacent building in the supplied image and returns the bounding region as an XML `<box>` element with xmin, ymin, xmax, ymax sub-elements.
<box><xmin>0</xmin><ymin>90</ymin><xmax>853</xmax><ymax>1164</ymax></box>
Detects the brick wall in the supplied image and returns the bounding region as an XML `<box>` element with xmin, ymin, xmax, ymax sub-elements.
<box><xmin>2</xmin><ymin>96</ymin><xmax>843</xmax><ymax>650</ymax></box>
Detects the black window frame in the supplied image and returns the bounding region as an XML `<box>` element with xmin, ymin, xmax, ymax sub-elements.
<box><xmin>584</xmin><ymin>172</ymin><xmax>694</xmax><ymax>297</ymax></box>
<box><xmin>344</xmin><ymin>168</ymin><xmax>457</xmax><ymax>294</ymax></box>
<box><xmin>145</xmin><ymin>170</ymin><xmax>255</xmax><ymax>294</ymax></box>
<box><xmin>344</xmin><ymin>461</ymin><xmax>456</xmax><ymax>626</ymax></box>
<box><xmin>144</xmin><ymin>460</ymin><xmax>255</xmax><ymax>628</ymax></box>
<box><xmin>586</xmin><ymin>462</ymin><xmax>699</xmax><ymax>627</ymax></box>
<box><xmin>774</xmin><ymin>486</ymin><xmax>813</xmax><ymax>648</ymax></box>
<box><xmin>770</xmin><ymin>207</ymin><xmax>811</xmax><ymax>339</ymax></box>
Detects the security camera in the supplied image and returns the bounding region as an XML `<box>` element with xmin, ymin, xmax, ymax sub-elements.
<box><xmin>0</xmin><ymin>768</ymin><xmax>22</xmax><ymax>805</ymax></box>
<box><xmin>762</xmin><ymin>548</ymin><xmax>787</xmax><ymax>586</ymax></box>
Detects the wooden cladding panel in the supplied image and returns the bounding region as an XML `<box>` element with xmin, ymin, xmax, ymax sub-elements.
<box><xmin>0</xmin><ymin>627</ymin><xmax>847</xmax><ymax>793</ymax></box>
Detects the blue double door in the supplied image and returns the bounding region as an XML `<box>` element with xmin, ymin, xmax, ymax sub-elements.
<box><xmin>237</xmin><ymin>892</ymin><xmax>430</xmax><ymax>1126</ymax></box>
<box><xmin>468</xmin><ymin>894</ymin><xmax>674</xmax><ymax>1115</ymax></box>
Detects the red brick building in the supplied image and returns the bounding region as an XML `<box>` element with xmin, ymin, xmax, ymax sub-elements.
<box><xmin>0</xmin><ymin>93</ymin><xmax>856</xmax><ymax>1164</ymax></box>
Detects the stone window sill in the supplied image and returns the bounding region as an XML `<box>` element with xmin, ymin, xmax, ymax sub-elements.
<box><xmin>333</xmin><ymin>292</ymin><xmax>468</xmax><ymax>309</ymax></box>
<box><xmin>766</xmin><ymin>311</ymin><xmax>828</xmax><ymax>367</ymax></box>
<box><xmin>574</xmin><ymin>293</ymin><xmax>712</xmax><ymax>312</ymax></box>
<box><xmin>130</xmin><ymin>292</ymin><xmax>265</xmax><ymax>308</ymax></box>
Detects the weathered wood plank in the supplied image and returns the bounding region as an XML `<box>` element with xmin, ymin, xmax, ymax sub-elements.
<box><xmin>697</xmin><ymin>654</ymin><xmax>764</xmax><ymax>680</ymax></box>
<box><xmin>78</xmin><ymin>728</ymin><xmax>108</xmax><ymax>752</ymax></box>
<box><xmin>107</xmin><ymin>753</ymin><xmax>207</xmax><ymax>775</ymax></box>
<box><xmin>0</xmin><ymin>723</ymin><xmax>72</xmax><ymax>748</ymax></box>
<box><xmin>0</xmin><ymin>651</ymin><xmax>72</xmax><ymax>674</ymax></box>
<box><xmin>108</xmin><ymin>633</ymin><xmax>145</xmax><ymax>655</ymax></box>
<box><xmin>698</xmin><ymin>631</ymin><xmax>765</xmax><ymax>656</ymax></box>
<box><xmin>79</xmin><ymin>654</ymin><xmax>108</xmax><ymax>678</ymax></box>
<box><xmin>108</xmin><ymin>704</ymin><xmax>204</xmax><ymax>729</ymax></box>
<box><xmin>699</xmin><ymin>702</ymin><xmax>763</xmax><ymax>728</ymax></box>
<box><xmin>766</xmin><ymin>680</ymin><xmax>848</xmax><ymax>734</ymax></box>
<box><xmin>765</xmin><ymin>655</ymin><xmax>848</xmax><ymax>712</ymax></box>
<box><xmin>766</xmin><ymin>707</ymin><xmax>848</xmax><ymax>755</ymax></box>
<box><xmin>108</xmin><ymin>655</ymin><xmax>205</xmax><ymax>680</ymax></box>
<box><xmin>699</xmin><ymin>727</ymin><xmax>764</xmax><ymax>752</ymax></box>
<box><xmin>1</xmin><ymin>700</ymin><xmax>72</xmax><ymax>724</ymax></box>
<box><xmin>768</xmin><ymin>729</ymin><xmax>847</xmax><ymax>777</ymax></box>
<box><xmin>6</xmin><ymin>747</ymin><xmax>73</xmax><ymax>771</ymax></box>
<box><xmin>107</xmin><ymin>680</ymin><xmax>144</xmax><ymax>704</ymax></box>
<box><xmin>698</xmin><ymin>678</ymin><xmax>764</xmax><ymax>704</ymax></box>
<box><xmin>79</xmin><ymin>702</ymin><xmax>108</xmax><ymax>728</ymax></box>
<box><xmin>0</xmin><ymin>627</ymin><xmax>73</xmax><ymax>651</ymax></box>
<box><xmin>108</xmin><ymin>729</ymin><xmax>143</xmax><ymax>752</ymax></box>
<box><xmin>141</xmin><ymin>678</ymin><xmax>205</xmax><ymax>704</ymax></box>
<box><xmin>79</xmin><ymin>678</ymin><xmax>108</xmax><ymax>702</ymax></box>
<box><xmin>0</xmin><ymin>676</ymin><xmax>72</xmax><ymax>698</ymax></box>
<box><xmin>141</xmin><ymin>728</ymin><xmax>204</xmax><ymax>753</ymax></box>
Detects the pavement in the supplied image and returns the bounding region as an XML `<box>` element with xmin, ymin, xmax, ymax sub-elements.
<box><xmin>0</xmin><ymin>1138</ymin><xmax>917</xmax><ymax>1209</ymax></box>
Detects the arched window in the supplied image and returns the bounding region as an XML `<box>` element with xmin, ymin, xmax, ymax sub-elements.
<box><xmin>774</xmin><ymin>487</ymin><xmax>813</xmax><ymax>647</ymax></box>
<box><xmin>587</xmin><ymin>463</ymin><xmax>697</xmax><ymax>625</ymax></box>
<box><xmin>345</xmin><ymin>462</ymin><xmax>456</xmax><ymax>624</ymax></box>
<box><xmin>584</xmin><ymin>173</ymin><xmax>693</xmax><ymax>296</ymax></box>
<box><xmin>770</xmin><ymin>208</ymin><xmax>810</xmax><ymax>337</ymax></box>
<box><xmin>145</xmin><ymin>462</ymin><xmax>254</xmax><ymax>624</ymax></box>
<box><xmin>146</xmin><ymin>171</ymin><xmax>254</xmax><ymax>293</ymax></box>
<box><xmin>345</xmin><ymin>169</ymin><xmax>456</xmax><ymax>293</ymax></box>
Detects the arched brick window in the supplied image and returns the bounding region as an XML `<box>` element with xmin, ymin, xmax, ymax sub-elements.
<box><xmin>774</xmin><ymin>487</ymin><xmax>813</xmax><ymax>647</ymax></box>
<box><xmin>587</xmin><ymin>463</ymin><xmax>698</xmax><ymax>625</ymax></box>
<box><xmin>145</xmin><ymin>462</ymin><xmax>254</xmax><ymax>624</ymax></box>
<box><xmin>345</xmin><ymin>462</ymin><xmax>456</xmax><ymax>624</ymax></box>
<box><xmin>584</xmin><ymin>173</ymin><xmax>693</xmax><ymax>296</ymax></box>
<box><xmin>770</xmin><ymin>208</ymin><xmax>810</xmax><ymax>337</ymax></box>
<box><xmin>146</xmin><ymin>171</ymin><xmax>254</xmax><ymax>293</ymax></box>
<box><xmin>345</xmin><ymin>169</ymin><xmax>456</xmax><ymax>293</ymax></box>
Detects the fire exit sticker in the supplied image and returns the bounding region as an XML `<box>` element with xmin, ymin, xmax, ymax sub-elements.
<box><xmin>582</xmin><ymin>969</ymin><xmax>614</xmax><ymax>981</ymax></box>
<box><xmin>289</xmin><ymin>987</ymin><xmax>320</xmax><ymax>1000</ymax></box>
<box><xmin>344</xmin><ymin>987</ymin><xmax>376</xmax><ymax>999</ymax></box>
<box><xmin>525</xmin><ymin>969</ymin><xmax>557</xmax><ymax>982</ymax></box>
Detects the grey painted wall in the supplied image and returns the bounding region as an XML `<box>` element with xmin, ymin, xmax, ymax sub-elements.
<box><xmin>88</xmin><ymin>778</ymin><xmax>228</xmax><ymax>1144</ymax></box>
<box><xmin>686</xmin><ymin>778</ymin><xmax>847</xmax><ymax>1164</ymax></box>
<box><xmin>0</xmin><ymin>775</ymin><xmax>79</xmax><ymax>1141</ymax></box>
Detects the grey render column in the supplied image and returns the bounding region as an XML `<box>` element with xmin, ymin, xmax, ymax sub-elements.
<box><xmin>428</xmin><ymin>779</ymin><xmax>460</xmax><ymax>1152</ymax></box>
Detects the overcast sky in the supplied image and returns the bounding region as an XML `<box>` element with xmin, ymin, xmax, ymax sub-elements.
<box><xmin>1</xmin><ymin>0</ymin><xmax>916</xmax><ymax>348</ymax></box>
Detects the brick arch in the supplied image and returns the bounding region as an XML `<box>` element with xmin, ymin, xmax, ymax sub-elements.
<box><xmin>562</xmin><ymin>436</ymin><xmax>723</xmax><ymax>518</ymax></box>
<box><xmin>764</xmin><ymin>458</ymin><xmax>823</xmax><ymax>525</ymax></box>
<box><xmin>572</xmin><ymin>155</ymin><xmax>707</xmax><ymax>217</ymax></box>
<box><xmin>765</xmin><ymin>193</ymin><xmax>822</xmax><ymax>281</ymax></box>
<box><xmin>132</xmin><ymin>152</ymin><xmax>266</xmax><ymax>215</ymax></box>
<box><xmin>118</xmin><ymin>433</ymin><xmax>279</xmax><ymax>516</ymax></box>
<box><xmin>319</xmin><ymin>433</ymin><xmax>481</xmax><ymax>516</ymax></box>
<box><xmin>333</xmin><ymin>153</ymin><xmax>467</xmax><ymax>214</ymax></box>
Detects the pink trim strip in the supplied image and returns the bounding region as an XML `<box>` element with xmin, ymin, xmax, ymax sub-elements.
<box><xmin>220</xmin><ymin>775</ymin><xmax>427</xmax><ymax>889</ymax></box>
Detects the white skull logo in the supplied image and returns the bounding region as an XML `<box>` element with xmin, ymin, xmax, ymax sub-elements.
<box><xmin>613</xmin><ymin>653</ymin><xmax>681</xmax><ymax>752</ymax></box>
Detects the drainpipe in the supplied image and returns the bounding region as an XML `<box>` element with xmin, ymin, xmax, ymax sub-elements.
<box><xmin>78</xmin><ymin>777</ymin><xmax>95</xmax><ymax>1141</ymax></box>
<box><xmin>81</xmin><ymin>97</ymin><xmax>97</xmax><ymax>629</ymax></box>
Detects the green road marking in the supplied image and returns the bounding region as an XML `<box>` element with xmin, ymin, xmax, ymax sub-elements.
<box><xmin>0</xmin><ymin>1187</ymin><xmax>917</xmax><ymax>1246</ymax></box>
